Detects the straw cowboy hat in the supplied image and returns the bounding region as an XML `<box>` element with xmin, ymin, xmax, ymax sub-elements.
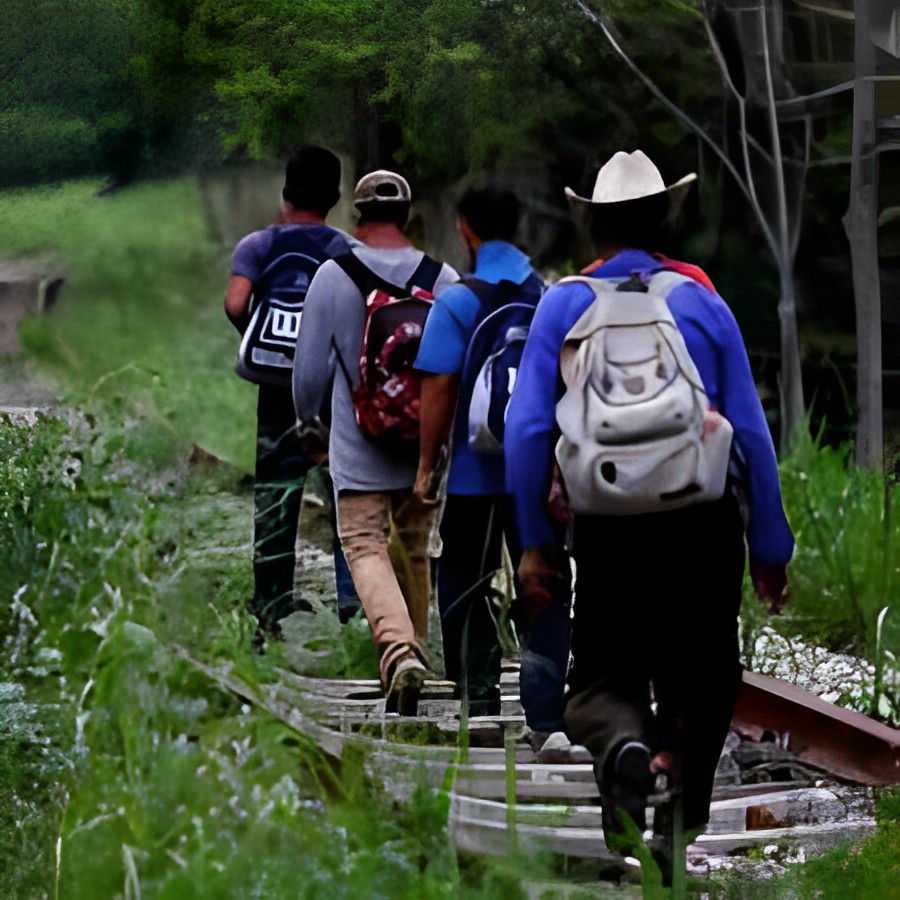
<box><xmin>565</xmin><ymin>150</ymin><xmax>697</xmax><ymax>206</ymax></box>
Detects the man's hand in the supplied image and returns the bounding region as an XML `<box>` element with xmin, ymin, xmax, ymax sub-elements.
<box><xmin>413</xmin><ymin>466</ymin><xmax>442</xmax><ymax>507</ymax></box>
<box><xmin>750</xmin><ymin>562</ymin><xmax>789</xmax><ymax>615</ymax></box>
<box><xmin>516</xmin><ymin>546</ymin><xmax>562</xmax><ymax>626</ymax></box>
<box><xmin>413</xmin><ymin>444</ymin><xmax>449</xmax><ymax>507</ymax></box>
<box><xmin>295</xmin><ymin>418</ymin><xmax>329</xmax><ymax>465</ymax></box>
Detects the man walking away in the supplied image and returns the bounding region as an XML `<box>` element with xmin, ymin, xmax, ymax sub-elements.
<box><xmin>224</xmin><ymin>144</ymin><xmax>361</xmax><ymax>650</ymax></box>
<box><xmin>292</xmin><ymin>170</ymin><xmax>458</xmax><ymax>714</ymax></box>
<box><xmin>505</xmin><ymin>150</ymin><xmax>793</xmax><ymax>874</ymax></box>
<box><xmin>414</xmin><ymin>186</ymin><xmax>572</xmax><ymax>747</ymax></box>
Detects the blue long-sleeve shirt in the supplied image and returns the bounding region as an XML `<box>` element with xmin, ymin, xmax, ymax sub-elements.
<box><xmin>504</xmin><ymin>249</ymin><xmax>794</xmax><ymax>566</ymax></box>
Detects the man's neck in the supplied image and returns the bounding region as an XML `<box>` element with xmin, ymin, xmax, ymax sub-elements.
<box><xmin>354</xmin><ymin>221</ymin><xmax>412</xmax><ymax>248</ymax></box>
<box><xmin>279</xmin><ymin>207</ymin><xmax>325</xmax><ymax>226</ymax></box>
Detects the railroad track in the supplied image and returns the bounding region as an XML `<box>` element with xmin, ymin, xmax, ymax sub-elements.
<box><xmin>179</xmin><ymin>647</ymin><xmax>890</xmax><ymax>877</ymax></box>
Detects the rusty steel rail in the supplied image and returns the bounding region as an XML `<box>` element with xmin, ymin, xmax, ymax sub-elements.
<box><xmin>733</xmin><ymin>670</ymin><xmax>900</xmax><ymax>785</ymax></box>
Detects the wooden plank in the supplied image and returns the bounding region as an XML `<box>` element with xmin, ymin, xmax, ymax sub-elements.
<box><xmin>184</xmin><ymin>653</ymin><xmax>883</xmax><ymax>865</ymax></box>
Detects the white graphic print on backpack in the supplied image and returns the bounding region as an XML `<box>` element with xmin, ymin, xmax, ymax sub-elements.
<box><xmin>554</xmin><ymin>270</ymin><xmax>733</xmax><ymax>515</ymax></box>
<box><xmin>335</xmin><ymin>253</ymin><xmax>442</xmax><ymax>445</ymax></box>
<box><xmin>237</xmin><ymin>231</ymin><xmax>347</xmax><ymax>386</ymax></box>
<box><xmin>466</xmin><ymin>303</ymin><xmax>535</xmax><ymax>454</ymax></box>
<box><xmin>459</xmin><ymin>276</ymin><xmax>542</xmax><ymax>456</ymax></box>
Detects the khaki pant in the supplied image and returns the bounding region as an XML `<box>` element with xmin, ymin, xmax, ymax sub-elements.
<box><xmin>336</xmin><ymin>489</ymin><xmax>436</xmax><ymax>685</ymax></box>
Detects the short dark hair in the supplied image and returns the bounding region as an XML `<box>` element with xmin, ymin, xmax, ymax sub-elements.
<box><xmin>355</xmin><ymin>200</ymin><xmax>410</xmax><ymax>228</ymax></box>
<box><xmin>588</xmin><ymin>193</ymin><xmax>668</xmax><ymax>250</ymax></box>
<box><xmin>457</xmin><ymin>186</ymin><xmax>520</xmax><ymax>242</ymax></box>
<box><xmin>282</xmin><ymin>145</ymin><xmax>342</xmax><ymax>215</ymax></box>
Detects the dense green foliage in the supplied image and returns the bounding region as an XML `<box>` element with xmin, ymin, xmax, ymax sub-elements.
<box><xmin>0</xmin><ymin>408</ymin><xmax>542</xmax><ymax>898</ymax></box>
<box><xmin>781</xmin><ymin>431</ymin><xmax>900</xmax><ymax>668</ymax></box>
<box><xmin>1</xmin><ymin>0</ymin><xmax>714</xmax><ymax>189</ymax></box>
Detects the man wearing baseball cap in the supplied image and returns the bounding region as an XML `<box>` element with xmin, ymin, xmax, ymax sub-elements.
<box><xmin>292</xmin><ymin>170</ymin><xmax>458</xmax><ymax>715</ymax></box>
<box><xmin>504</xmin><ymin>150</ymin><xmax>794</xmax><ymax>874</ymax></box>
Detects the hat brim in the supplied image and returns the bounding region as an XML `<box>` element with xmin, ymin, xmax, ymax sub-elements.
<box><xmin>564</xmin><ymin>172</ymin><xmax>698</xmax><ymax>206</ymax></box>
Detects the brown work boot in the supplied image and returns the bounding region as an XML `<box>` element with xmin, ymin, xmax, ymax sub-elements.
<box><xmin>385</xmin><ymin>654</ymin><xmax>426</xmax><ymax>716</ymax></box>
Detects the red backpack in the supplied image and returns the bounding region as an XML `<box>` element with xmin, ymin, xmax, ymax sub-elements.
<box><xmin>334</xmin><ymin>252</ymin><xmax>442</xmax><ymax>446</ymax></box>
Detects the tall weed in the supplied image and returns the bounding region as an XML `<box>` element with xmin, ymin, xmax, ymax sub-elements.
<box><xmin>775</xmin><ymin>429</ymin><xmax>900</xmax><ymax>715</ymax></box>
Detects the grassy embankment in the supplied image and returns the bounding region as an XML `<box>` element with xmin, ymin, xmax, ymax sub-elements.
<box><xmin>0</xmin><ymin>179</ymin><xmax>530</xmax><ymax>899</ymax></box>
<box><xmin>0</xmin><ymin>178</ymin><xmax>898</xmax><ymax>898</ymax></box>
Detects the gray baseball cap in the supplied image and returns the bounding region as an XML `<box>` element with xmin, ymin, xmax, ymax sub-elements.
<box><xmin>353</xmin><ymin>170</ymin><xmax>412</xmax><ymax>206</ymax></box>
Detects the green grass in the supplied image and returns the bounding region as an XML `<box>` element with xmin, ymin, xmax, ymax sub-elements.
<box><xmin>0</xmin><ymin>178</ymin><xmax>546</xmax><ymax>898</ymax></box>
<box><xmin>0</xmin><ymin>178</ymin><xmax>257</xmax><ymax>472</ymax></box>
<box><xmin>772</xmin><ymin>427</ymin><xmax>900</xmax><ymax>719</ymax></box>
<box><xmin>2</xmin><ymin>176</ymin><xmax>900</xmax><ymax>898</ymax></box>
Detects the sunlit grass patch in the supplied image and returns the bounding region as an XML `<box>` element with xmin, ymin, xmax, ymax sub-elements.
<box><xmin>2</xmin><ymin>177</ymin><xmax>256</xmax><ymax>472</ymax></box>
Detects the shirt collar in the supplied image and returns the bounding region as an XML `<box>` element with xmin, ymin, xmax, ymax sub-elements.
<box><xmin>472</xmin><ymin>240</ymin><xmax>533</xmax><ymax>285</ymax></box>
<box><xmin>582</xmin><ymin>249</ymin><xmax>659</xmax><ymax>278</ymax></box>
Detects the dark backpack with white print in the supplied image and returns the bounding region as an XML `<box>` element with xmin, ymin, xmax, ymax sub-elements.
<box><xmin>459</xmin><ymin>275</ymin><xmax>543</xmax><ymax>455</ymax></box>
<box><xmin>236</xmin><ymin>226</ymin><xmax>348</xmax><ymax>386</ymax></box>
<box><xmin>334</xmin><ymin>251</ymin><xmax>442</xmax><ymax>446</ymax></box>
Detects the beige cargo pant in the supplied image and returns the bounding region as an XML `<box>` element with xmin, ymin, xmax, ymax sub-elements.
<box><xmin>336</xmin><ymin>489</ymin><xmax>436</xmax><ymax>686</ymax></box>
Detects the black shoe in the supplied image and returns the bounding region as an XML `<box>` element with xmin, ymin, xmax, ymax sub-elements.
<box><xmin>338</xmin><ymin>601</ymin><xmax>362</xmax><ymax>624</ymax></box>
<box><xmin>251</xmin><ymin>618</ymin><xmax>285</xmax><ymax>655</ymax></box>
<box><xmin>289</xmin><ymin>597</ymin><xmax>315</xmax><ymax>614</ymax></box>
<box><xmin>596</xmin><ymin>741</ymin><xmax>655</xmax><ymax>856</ymax></box>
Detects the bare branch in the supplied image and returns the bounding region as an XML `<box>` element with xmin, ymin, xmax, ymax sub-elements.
<box><xmin>760</xmin><ymin>3</ymin><xmax>790</xmax><ymax>269</ymax></box>
<box><xmin>568</xmin><ymin>0</ymin><xmax>781</xmax><ymax>256</ymax></box>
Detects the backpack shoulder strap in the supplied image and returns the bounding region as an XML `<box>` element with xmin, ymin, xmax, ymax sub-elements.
<box><xmin>333</xmin><ymin>252</ymin><xmax>405</xmax><ymax>296</ymax></box>
<box><xmin>646</xmin><ymin>268</ymin><xmax>692</xmax><ymax>295</ymax></box>
<box><xmin>406</xmin><ymin>254</ymin><xmax>442</xmax><ymax>292</ymax></box>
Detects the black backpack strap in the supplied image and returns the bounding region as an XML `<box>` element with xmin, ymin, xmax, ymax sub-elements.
<box><xmin>405</xmin><ymin>254</ymin><xmax>442</xmax><ymax>292</ymax></box>
<box><xmin>335</xmin><ymin>251</ymin><xmax>442</xmax><ymax>296</ymax></box>
<box><xmin>334</xmin><ymin>252</ymin><xmax>406</xmax><ymax>296</ymax></box>
<box><xmin>461</xmin><ymin>276</ymin><xmax>522</xmax><ymax>320</ymax></box>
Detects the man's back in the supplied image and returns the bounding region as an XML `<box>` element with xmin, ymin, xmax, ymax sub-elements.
<box><xmin>231</xmin><ymin>222</ymin><xmax>349</xmax><ymax>385</ymax></box>
<box><xmin>293</xmin><ymin>244</ymin><xmax>457</xmax><ymax>491</ymax></box>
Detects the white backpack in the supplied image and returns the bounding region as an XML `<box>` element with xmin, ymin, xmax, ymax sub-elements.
<box><xmin>554</xmin><ymin>270</ymin><xmax>734</xmax><ymax>516</ymax></box>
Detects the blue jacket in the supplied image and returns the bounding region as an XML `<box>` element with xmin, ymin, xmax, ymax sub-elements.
<box><xmin>504</xmin><ymin>249</ymin><xmax>794</xmax><ymax>566</ymax></box>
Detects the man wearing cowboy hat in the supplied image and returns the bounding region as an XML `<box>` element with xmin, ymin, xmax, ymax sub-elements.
<box><xmin>504</xmin><ymin>150</ymin><xmax>794</xmax><ymax>866</ymax></box>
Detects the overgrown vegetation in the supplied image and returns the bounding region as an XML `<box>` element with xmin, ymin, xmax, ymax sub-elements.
<box><xmin>1</xmin><ymin>177</ymin><xmax>898</xmax><ymax>897</ymax></box>
<box><xmin>1</xmin><ymin>0</ymin><xmax>713</xmax><ymax>189</ymax></box>
<box><xmin>773</xmin><ymin>427</ymin><xmax>900</xmax><ymax>720</ymax></box>
<box><xmin>0</xmin><ymin>176</ymin><xmax>552</xmax><ymax>898</ymax></box>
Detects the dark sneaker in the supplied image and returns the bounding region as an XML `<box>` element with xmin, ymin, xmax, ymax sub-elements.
<box><xmin>385</xmin><ymin>656</ymin><xmax>426</xmax><ymax>716</ymax></box>
<box><xmin>289</xmin><ymin>597</ymin><xmax>315</xmax><ymax>614</ymax></box>
<box><xmin>466</xmin><ymin>695</ymin><xmax>501</xmax><ymax>717</ymax></box>
<box><xmin>251</xmin><ymin>618</ymin><xmax>285</xmax><ymax>655</ymax></box>
<box><xmin>338</xmin><ymin>601</ymin><xmax>362</xmax><ymax>624</ymax></box>
<box><xmin>596</xmin><ymin>741</ymin><xmax>655</xmax><ymax>856</ymax></box>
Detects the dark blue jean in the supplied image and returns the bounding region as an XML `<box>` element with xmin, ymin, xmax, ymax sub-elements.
<box><xmin>436</xmin><ymin>493</ymin><xmax>571</xmax><ymax>730</ymax></box>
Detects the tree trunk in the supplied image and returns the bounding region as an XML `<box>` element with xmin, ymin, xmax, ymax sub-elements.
<box><xmin>779</xmin><ymin>269</ymin><xmax>805</xmax><ymax>446</ymax></box>
<box><xmin>844</xmin><ymin>0</ymin><xmax>884</xmax><ymax>469</ymax></box>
